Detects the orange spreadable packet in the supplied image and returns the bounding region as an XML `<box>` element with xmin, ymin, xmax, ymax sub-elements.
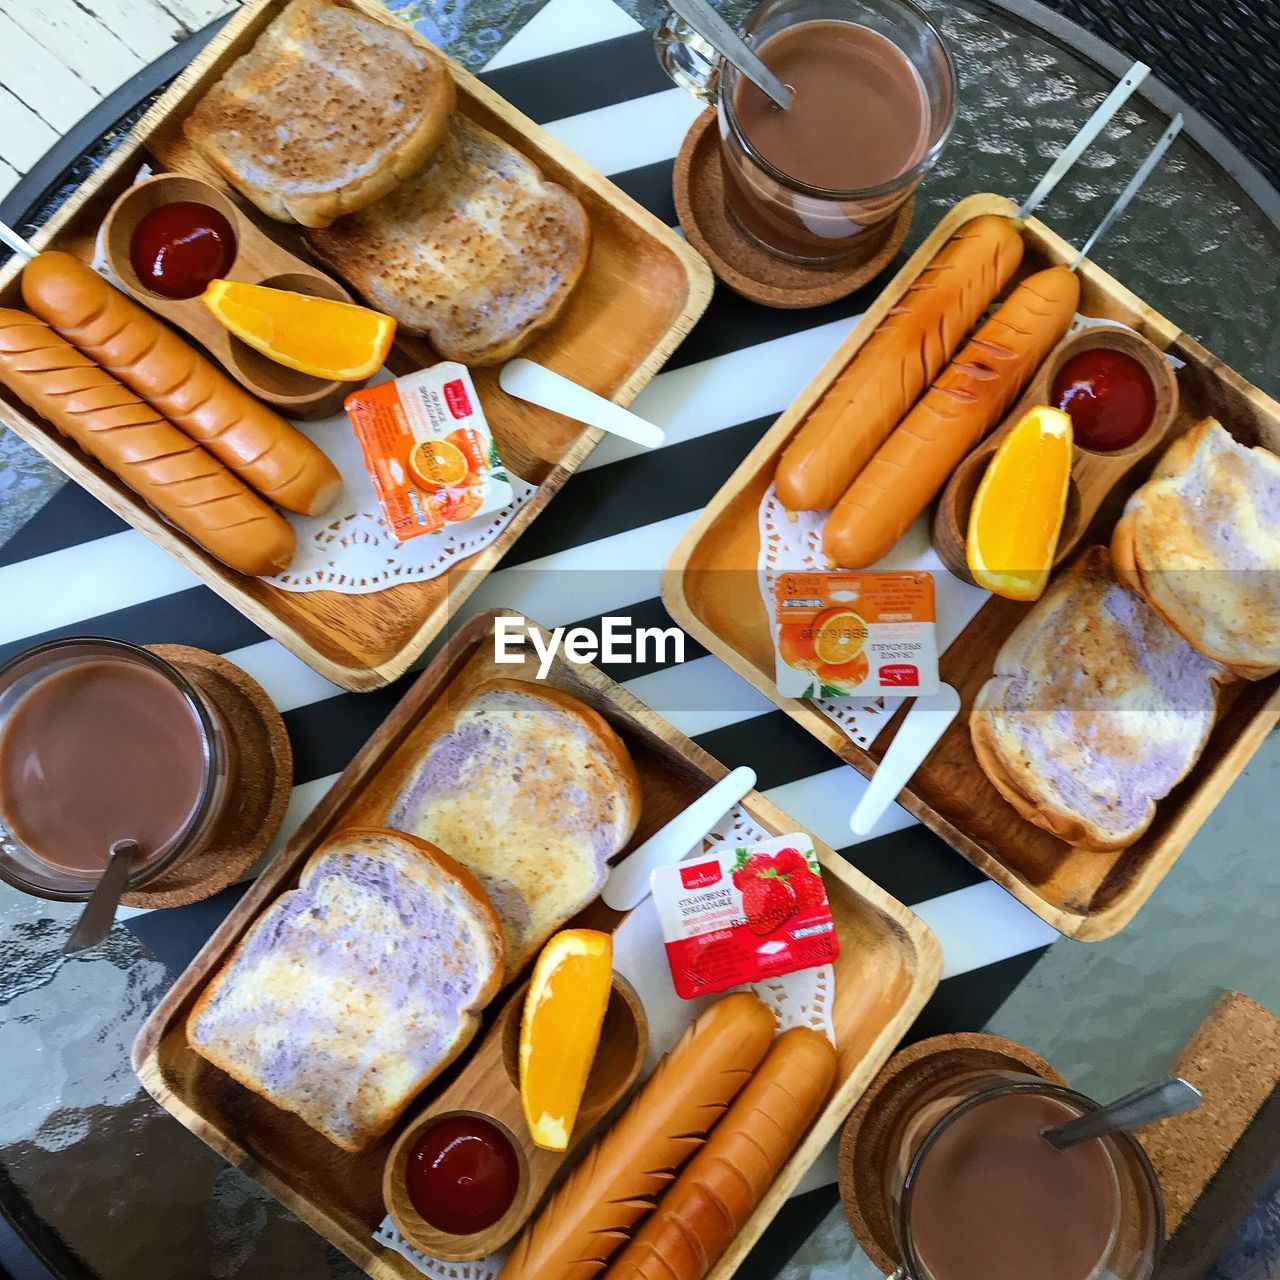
<box><xmin>774</xmin><ymin>571</ymin><xmax>939</xmax><ymax>698</ymax></box>
<box><xmin>344</xmin><ymin>363</ymin><xmax>514</xmax><ymax>542</ymax></box>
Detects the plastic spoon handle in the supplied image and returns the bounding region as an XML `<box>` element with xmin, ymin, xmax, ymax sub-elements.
<box><xmin>603</xmin><ymin>765</ymin><xmax>757</xmax><ymax>911</ymax></box>
<box><xmin>499</xmin><ymin>359</ymin><xmax>664</xmax><ymax>449</ymax></box>
<box><xmin>1043</xmin><ymin>1077</ymin><xmax>1202</xmax><ymax>1149</ymax></box>
<box><xmin>64</xmin><ymin>839</ymin><xmax>138</xmax><ymax>954</ymax></box>
<box><xmin>849</xmin><ymin>685</ymin><xmax>961</xmax><ymax>837</ymax></box>
<box><xmin>668</xmin><ymin>0</ymin><xmax>793</xmax><ymax>110</ymax></box>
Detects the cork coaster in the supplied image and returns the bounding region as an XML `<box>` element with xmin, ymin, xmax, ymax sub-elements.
<box><xmin>673</xmin><ymin>108</ymin><xmax>914</xmax><ymax>309</ymax></box>
<box><xmin>837</xmin><ymin>1033</ymin><xmax>1067</xmax><ymax>1275</ymax></box>
<box><xmin>1144</xmin><ymin>991</ymin><xmax>1280</xmax><ymax>1240</ymax></box>
<box><xmin>121</xmin><ymin>645</ymin><xmax>293</xmax><ymax>909</ymax></box>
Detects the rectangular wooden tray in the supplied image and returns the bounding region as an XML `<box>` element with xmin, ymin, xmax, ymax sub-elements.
<box><xmin>131</xmin><ymin>609</ymin><xmax>941</xmax><ymax>1280</ymax></box>
<box><xmin>0</xmin><ymin>0</ymin><xmax>712</xmax><ymax>692</ymax></box>
<box><xmin>664</xmin><ymin>192</ymin><xmax>1280</xmax><ymax>942</ymax></box>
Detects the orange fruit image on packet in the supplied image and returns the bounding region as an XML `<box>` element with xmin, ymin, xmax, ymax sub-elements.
<box><xmin>774</xmin><ymin>571</ymin><xmax>938</xmax><ymax>698</ymax></box>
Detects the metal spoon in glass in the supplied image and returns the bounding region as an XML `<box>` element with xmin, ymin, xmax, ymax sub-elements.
<box><xmin>64</xmin><ymin>839</ymin><xmax>138</xmax><ymax>954</ymax></box>
<box><xmin>667</xmin><ymin>0</ymin><xmax>794</xmax><ymax>110</ymax></box>
<box><xmin>1042</xmin><ymin>1076</ymin><xmax>1203</xmax><ymax>1150</ymax></box>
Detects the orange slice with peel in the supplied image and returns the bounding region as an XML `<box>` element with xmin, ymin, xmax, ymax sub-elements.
<box><xmin>813</xmin><ymin>608</ymin><xmax>868</xmax><ymax>667</ymax></box>
<box><xmin>202</xmin><ymin>279</ymin><xmax>395</xmax><ymax>381</ymax></box>
<box><xmin>967</xmin><ymin>405</ymin><xmax>1074</xmax><ymax>601</ymax></box>
<box><xmin>519</xmin><ymin>929</ymin><xmax>613</xmax><ymax>1151</ymax></box>
<box><xmin>408</xmin><ymin>438</ymin><xmax>468</xmax><ymax>490</ymax></box>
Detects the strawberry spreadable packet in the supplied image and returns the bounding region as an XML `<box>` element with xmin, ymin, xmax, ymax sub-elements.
<box><xmin>774</xmin><ymin>570</ymin><xmax>940</xmax><ymax>698</ymax></box>
<box><xmin>344</xmin><ymin>363</ymin><xmax>514</xmax><ymax>542</ymax></box>
<box><xmin>650</xmin><ymin>834</ymin><xmax>839</xmax><ymax>1000</ymax></box>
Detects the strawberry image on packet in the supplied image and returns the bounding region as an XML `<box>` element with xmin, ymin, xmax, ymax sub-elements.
<box><xmin>650</xmin><ymin>834</ymin><xmax>839</xmax><ymax>1000</ymax></box>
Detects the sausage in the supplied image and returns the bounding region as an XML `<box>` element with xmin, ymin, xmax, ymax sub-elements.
<box><xmin>21</xmin><ymin>251</ymin><xmax>342</xmax><ymax>516</ymax></box>
<box><xmin>497</xmin><ymin>993</ymin><xmax>776</xmax><ymax>1280</ymax></box>
<box><xmin>0</xmin><ymin>309</ymin><xmax>294</xmax><ymax>576</ymax></box>
<box><xmin>608</xmin><ymin>1027</ymin><xmax>837</xmax><ymax>1280</ymax></box>
<box><xmin>775</xmin><ymin>215</ymin><xmax>1024</xmax><ymax>512</ymax></box>
<box><xmin>823</xmin><ymin>265</ymin><xmax>1081</xmax><ymax>568</ymax></box>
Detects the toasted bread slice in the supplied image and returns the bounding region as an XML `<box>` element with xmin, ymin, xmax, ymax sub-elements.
<box><xmin>183</xmin><ymin>0</ymin><xmax>454</xmax><ymax>228</ymax></box>
<box><xmin>186</xmin><ymin>828</ymin><xmax>503</xmax><ymax>1151</ymax></box>
<box><xmin>1111</xmin><ymin>418</ymin><xmax>1280</xmax><ymax>679</ymax></box>
<box><xmin>307</xmin><ymin>114</ymin><xmax>591</xmax><ymax>363</ymax></box>
<box><xmin>362</xmin><ymin>679</ymin><xmax>640</xmax><ymax>978</ymax></box>
<box><xmin>971</xmin><ymin>547</ymin><xmax>1227</xmax><ymax>850</ymax></box>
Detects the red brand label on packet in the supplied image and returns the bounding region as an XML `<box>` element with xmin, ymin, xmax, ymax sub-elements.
<box><xmin>443</xmin><ymin>378</ymin><xmax>472</xmax><ymax>419</ymax></box>
<box><xmin>650</xmin><ymin>834</ymin><xmax>839</xmax><ymax>1000</ymax></box>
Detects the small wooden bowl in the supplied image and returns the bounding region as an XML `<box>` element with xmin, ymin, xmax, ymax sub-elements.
<box><xmin>101</xmin><ymin>173</ymin><xmax>356</xmax><ymax>419</ymax></box>
<box><xmin>383</xmin><ymin>973</ymin><xmax>647</xmax><ymax>1261</ymax></box>
<box><xmin>933</xmin><ymin>324</ymin><xmax>1180</xmax><ymax>584</ymax></box>
<box><xmin>837</xmin><ymin>1033</ymin><xmax>1067</xmax><ymax>1275</ymax></box>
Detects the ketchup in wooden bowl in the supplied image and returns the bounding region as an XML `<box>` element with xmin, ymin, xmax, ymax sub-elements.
<box><xmin>1051</xmin><ymin>348</ymin><xmax>1155</xmax><ymax>452</ymax></box>
<box><xmin>405</xmin><ymin>1115</ymin><xmax>520</xmax><ymax>1235</ymax></box>
<box><xmin>130</xmin><ymin>201</ymin><xmax>236</xmax><ymax>299</ymax></box>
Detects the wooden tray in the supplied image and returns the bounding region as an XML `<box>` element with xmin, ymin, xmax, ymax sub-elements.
<box><xmin>663</xmin><ymin>191</ymin><xmax>1280</xmax><ymax>942</ymax></box>
<box><xmin>131</xmin><ymin>609</ymin><xmax>941</xmax><ymax>1280</ymax></box>
<box><xmin>0</xmin><ymin>0</ymin><xmax>712</xmax><ymax>692</ymax></box>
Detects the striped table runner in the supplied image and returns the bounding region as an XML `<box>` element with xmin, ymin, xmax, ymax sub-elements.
<box><xmin>0</xmin><ymin>0</ymin><xmax>1058</xmax><ymax>1269</ymax></box>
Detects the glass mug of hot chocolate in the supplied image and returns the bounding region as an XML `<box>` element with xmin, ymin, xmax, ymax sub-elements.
<box><xmin>656</xmin><ymin>0</ymin><xmax>958</xmax><ymax>265</ymax></box>
<box><xmin>888</xmin><ymin>1074</ymin><xmax>1164</xmax><ymax>1280</ymax></box>
<box><xmin>0</xmin><ymin>637</ymin><xmax>231</xmax><ymax>900</ymax></box>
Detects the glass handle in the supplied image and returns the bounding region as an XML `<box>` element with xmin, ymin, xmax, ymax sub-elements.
<box><xmin>654</xmin><ymin>13</ymin><xmax>721</xmax><ymax>105</ymax></box>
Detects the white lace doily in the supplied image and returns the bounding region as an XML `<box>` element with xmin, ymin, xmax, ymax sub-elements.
<box><xmin>266</xmin><ymin>402</ymin><xmax>537</xmax><ymax>593</ymax></box>
<box><xmin>374</xmin><ymin>802</ymin><xmax>835</xmax><ymax>1277</ymax></box>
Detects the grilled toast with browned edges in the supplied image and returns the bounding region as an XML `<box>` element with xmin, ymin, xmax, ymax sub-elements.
<box><xmin>1111</xmin><ymin>418</ymin><xmax>1280</xmax><ymax>679</ymax></box>
<box><xmin>308</xmin><ymin>114</ymin><xmax>591</xmax><ymax>364</ymax></box>
<box><xmin>183</xmin><ymin>0</ymin><xmax>455</xmax><ymax>228</ymax></box>
<box><xmin>971</xmin><ymin>546</ymin><xmax>1228</xmax><ymax>851</ymax></box>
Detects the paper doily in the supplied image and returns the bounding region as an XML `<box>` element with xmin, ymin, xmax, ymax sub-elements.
<box><xmin>266</xmin><ymin>401</ymin><xmax>537</xmax><ymax>593</ymax></box>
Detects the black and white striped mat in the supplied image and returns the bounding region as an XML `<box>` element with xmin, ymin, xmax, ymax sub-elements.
<box><xmin>0</xmin><ymin>0</ymin><xmax>1057</xmax><ymax>1269</ymax></box>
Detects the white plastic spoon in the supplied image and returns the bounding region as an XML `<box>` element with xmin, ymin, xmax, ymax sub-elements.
<box><xmin>603</xmin><ymin>765</ymin><xmax>756</xmax><ymax>911</ymax></box>
<box><xmin>499</xmin><ymin>359</ymin><xmax>664</xmax><ymax>449</ymax></box>
<box><xmin>849</xmin><ymin>685</ymin><xmax>960</xmax><ymax>837</ymax></box>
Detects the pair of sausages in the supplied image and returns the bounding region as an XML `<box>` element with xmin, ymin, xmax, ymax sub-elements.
<box><xmin>775</xmin><ymin>216</ymin><xmax>1080</xmax><ymax>570</ymax></box>
<box><xmin>0</xmin><ymin>251</ymin><xmax>342</xmax><ymax>576</ymax></box>
<box><xmin>498</xmin><ymin>993</ymin><xmax>836</xmax><ymax>1280</ymax></box>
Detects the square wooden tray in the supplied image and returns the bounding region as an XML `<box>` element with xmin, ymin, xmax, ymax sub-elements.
<box><xmin>0</xmin><ymin>0</ymin><xmax>712</xmax><ymax>691</ymax></box>
<box><xmin>131</xmin><ymin>608</ymin><xmax>940</xmax><ymax>1280</ymax></box>
<box><xmin>663</xmin><ymin>192</ymin><xmax>1280</xmax><ymax>942</ymax></box>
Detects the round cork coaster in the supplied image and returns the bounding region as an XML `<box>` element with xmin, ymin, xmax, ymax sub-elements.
<box><xmin>837</xmin><ymin>1033</ymin><xmax>1067</xmax><ymax>1275</ymax></box>
<box><xmin>121</xmin><ymin>645</ymin><xmax>293</xmax><ymax>909</ymax></box>
<box><xmin>673</xmin><ymin>108</ymin><xmax>915</xmax><ymax>309</ymax></box>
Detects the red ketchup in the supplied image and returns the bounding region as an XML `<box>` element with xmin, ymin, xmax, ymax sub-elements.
<box><xmin>1051</xmin><ymin>348</ymin><xmax>1155</xmax><ymax>452</ymax></box>
<box><xmin>405</xmin><ymin>1115</ymin><xmax>520</xmax><ymax>1235</ymax></box>
<box><xmin>129</xmin><ymin>201</ymin><xmax>236</xmax><ymax>299</ymax></box>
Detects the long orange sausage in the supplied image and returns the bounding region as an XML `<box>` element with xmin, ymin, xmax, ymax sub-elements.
<box><xmin>497</xmin><ymin>994</ymin><xmax>776</xmax><ymax>1280</ymax></box>
<box><xmin>22</xmin><ymin>252</ymin><xmax>342</xmax><ymax>516</ymax></box>
<box><xmin>0</xmin><ymin>309</ymin><xmax>294</xmax><ymax>576</ymax></box>
<box><xmin>823</xmin><ymin>265</ymin><xmax>1080</xmax><ymax>568</ymax></box>
<box><xmin>608</xmin><ymin>1027</ymin><xmax>837</xmax><ymax>1280</ymax></box>
<box><xmin>775</xmin><ymin>216</ymin><xmax>1024</xmax><ymax>512</ymax></box>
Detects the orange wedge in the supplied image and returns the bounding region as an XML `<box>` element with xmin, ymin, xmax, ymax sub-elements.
<box><xmin>519</xmin><ymin>929</ymin><xmax>613</xmax><ymax>1152</ymax></box>
<box><xmin>201</xmin><ymin>279</ymin><xmax>395</xmax><ymax>381</ymax></box>
<box><xmin>967</xmin><ymin>405</ymin><xmax>1074</xmax><ymax>601</ymax></box>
